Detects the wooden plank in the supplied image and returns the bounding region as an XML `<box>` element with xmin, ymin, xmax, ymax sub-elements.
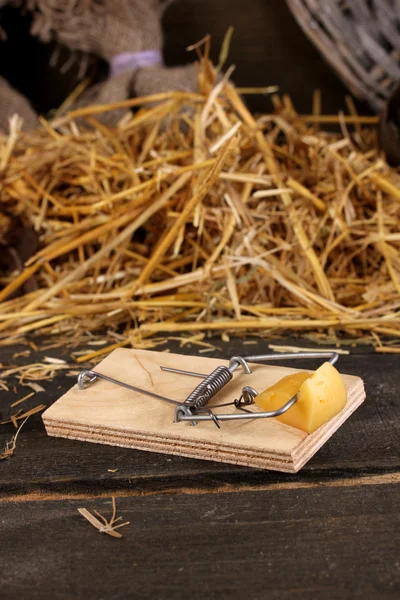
<box><xmin>0</xmin><ymin>482</ymin><xmax>399</xmax><ymax>598</ymax></box>
<box><xmin>42</xmin><ymin>348</ymin><xmax>365</xmax><ymax>473</ymax></box>
<box><xmin>0</xmin><ymin>341</ymin><xmax>399</xmax><ymax>497</ymax></box>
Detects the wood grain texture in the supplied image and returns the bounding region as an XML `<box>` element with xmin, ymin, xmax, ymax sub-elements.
<box><xmin>1</xmin><ymin>483</ymin><xmax>399</xmax><ymax>599</ymax></box>
<box><xmin>42</xmin><ymin>349</ymin><xmax>365</xmax><ymax>473</ymax></box>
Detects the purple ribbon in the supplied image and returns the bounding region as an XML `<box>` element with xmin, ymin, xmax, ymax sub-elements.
<box><xmin>110</xmin><ymin>50</ymin><xmax>163</xmax><ymax>78</ymax></box>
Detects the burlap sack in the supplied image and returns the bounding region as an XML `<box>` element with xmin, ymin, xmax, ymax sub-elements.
<box><xmin>20</xmin><ymin>0</ymin><xmax>199</xmax><ymax>124</ymax></box>
<box><xmin>68</xmin><ymin>62</ymin><xmax>199</xmax><ymax>125</ymax></box>
<box><xmin>133</xmin><ymin>63</ymin><xmax>199</xmax><ymax>98</ymax></box>
<box><xmin>0</xmin><ymin>1</ymin><xmax>198</xmax><ymax>128</ymax></box>
<box><xmin>23</xmin><ymin>0</ymin><xmax>165</xmax><ymax>58</ymax></box>
<box><xmin>0</xmin><ymin>75</ymin><xmax>38</xmax><ymax>131</ymax></box>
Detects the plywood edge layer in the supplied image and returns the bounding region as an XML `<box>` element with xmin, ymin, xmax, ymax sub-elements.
<box><xmin>42</xmin><ymin>415</ymin><xmax>293</xmax><ymax>461</ymax></box>
<box><xmin>43</xmin><ymin>423</ymin><xmax>297</xmax><ymax>472</ymax></box>
<box><xmin>42</xmin><ymin>419</ymin><xmax>292</xmax><ymax>464</ymax></box>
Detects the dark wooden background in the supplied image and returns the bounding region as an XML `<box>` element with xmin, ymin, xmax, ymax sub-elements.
<box><xmin>0</xmin><ymin>0</ymin><xmax>366</xmax><ymax>116</ymax></box>
<box><xmin>0</xmin><ymin>338</ymin><xmax>399</xmax><ymax>598</ymax></box>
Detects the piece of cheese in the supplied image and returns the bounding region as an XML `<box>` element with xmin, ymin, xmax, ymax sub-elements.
<box><xmin>255</xmin><ymin>362</ymin><xmax>347</xmax><ymax>434</ymax></box>
<box><xmin>255</xmin><ymin>371</ymin><xmax>310</xmax><ymax>415</ymax></box>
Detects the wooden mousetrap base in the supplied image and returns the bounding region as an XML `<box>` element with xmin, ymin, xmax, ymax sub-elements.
<box><xmin>42</xmin><ymin>348</ymin><xmax>365</xmax><ymax>473</ymax></box>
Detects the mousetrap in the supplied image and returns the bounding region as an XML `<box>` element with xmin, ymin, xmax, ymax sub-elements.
<box><xmin>42</xmin><ymin>348</ymin><xmax>365</xmax><ymax>473</ymax></box>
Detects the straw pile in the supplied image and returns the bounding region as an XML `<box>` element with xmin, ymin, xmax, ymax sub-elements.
<box><xmin>0</xmin><ymin>52</ymin><xmax>399</xmax><ymax>351</ymax></box>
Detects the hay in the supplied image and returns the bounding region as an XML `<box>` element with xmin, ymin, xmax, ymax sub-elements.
<box><xmin>78</xmin><ymin>497</ymin><xmax>130</xmax><ymax>539</ymax></box>
<box><xmin>0</xmin><ymin>416</ymin><xmax>30</xmax><ymax>461</ymax></box>
<box><xmin>0</xmin><ymin>51</ymin><xmax>399</xmax><ymax>349</ymax></box>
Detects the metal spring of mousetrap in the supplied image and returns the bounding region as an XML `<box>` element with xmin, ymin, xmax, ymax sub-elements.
<box><xmin>183</xmin><ymin>366</ymin><xmax>232</xmax><ymax>410</ymax></box>
<box><xmin>78</xmin><ymin>351</ymin><xmax>339</xmax><ymax>429</ymax></box>
<box><xmin>170</xmin><ymin>356</ymin><xmax>252</xmax><ymax>418</ymax></box>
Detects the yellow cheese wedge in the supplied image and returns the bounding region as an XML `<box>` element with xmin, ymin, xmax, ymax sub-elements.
<box><xmin>255</xmin><ymin>362</ymin><xmax>347</xmax><ymax>434</ymax></box>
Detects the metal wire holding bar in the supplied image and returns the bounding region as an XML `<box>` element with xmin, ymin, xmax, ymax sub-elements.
<box><xmin>78</xmin><ymin>351</ymin><xmax>339</xmax><ymax>428</ymax></box>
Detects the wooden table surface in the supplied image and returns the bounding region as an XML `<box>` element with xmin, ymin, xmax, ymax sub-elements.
<box><xmin>1</xmin><ymin>339</ymin><xmax>399</xmax><ymax>599</ymax></box>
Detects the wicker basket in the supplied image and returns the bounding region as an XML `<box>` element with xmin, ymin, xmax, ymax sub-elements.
<box><xmin>287</xmin><ymin>0</ymin><xmax>400</xmax><ymax>112</ymax></box>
